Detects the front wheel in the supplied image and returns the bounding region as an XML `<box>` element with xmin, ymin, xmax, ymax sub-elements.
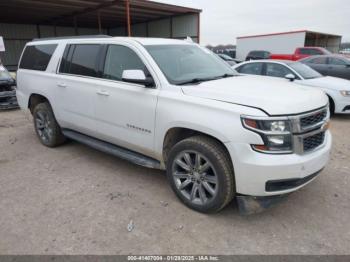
<box><xmin>166</xmin><ymin>136</ymin><xmax>235</xmax><ymax>213</ymax></box>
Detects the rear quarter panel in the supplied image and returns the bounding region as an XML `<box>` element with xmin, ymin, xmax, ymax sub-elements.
<box><xmin>16</xmin><ymin>42</ymin><xmax>66</xmax><ymax>120</ymax></box>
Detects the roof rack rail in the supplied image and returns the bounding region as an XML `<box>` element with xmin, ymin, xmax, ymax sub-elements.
<box><xmin>33</xmin><ymin>35</ymin><xmax>112</xmax><ymax>41</ymax></box>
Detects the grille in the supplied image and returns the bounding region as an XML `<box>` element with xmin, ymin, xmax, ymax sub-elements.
<box><xmin>300</xmin><ymin>110</ymin><xmax>327</xmax><ymax>129</ymax></box>
<box><xmin>303</xmin><ymin>132</ymin><xmax>325</xmax><ymax>152</ymax></box>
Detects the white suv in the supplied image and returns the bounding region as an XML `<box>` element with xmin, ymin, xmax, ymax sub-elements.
<box><xmin>16</xmin><ymin>36</ymin><xmax>332</xmax><ymax>214</ymax></box>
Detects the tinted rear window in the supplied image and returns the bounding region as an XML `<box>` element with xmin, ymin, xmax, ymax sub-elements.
<box><xmin>19</xmin><ymin>44</ymin><xmax>57</xmax><ymax>71</ymax></box>
<box><xmin>60</xmin><ymin>44</ymin><xmax>101</xmax><ymax>77</ymax></box>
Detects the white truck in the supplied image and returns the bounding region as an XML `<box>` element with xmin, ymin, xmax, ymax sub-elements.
<box><xmin>16</xmin><ymin>36</ymin><xmax>332</xmax><ymax>214</ymax></box>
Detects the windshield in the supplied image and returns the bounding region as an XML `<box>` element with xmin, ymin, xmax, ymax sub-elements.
<box><xmin>289</xmin><ymin>62</ymin><xmax>322</xmax><ymax>79</ymax></box>
<box><xmin>0</xmin><ymin>66</ymin><xmax>13</xmax><ymax>80</ymax></box>
<box><xmin>145</xmin><ymin>44</ymin><xmax>236</xmax><ymax>85</ymax></box>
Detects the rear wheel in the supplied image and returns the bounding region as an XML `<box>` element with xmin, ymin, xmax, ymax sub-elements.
<box><xmin>33</xmin><ymin>102</ymin><xmax>66</xmax><ymax>147</ymax></box>
<box><xmin>166</xmin><ymin>136</ymin><xmax>235</xmax><ymax>213</ymax></box>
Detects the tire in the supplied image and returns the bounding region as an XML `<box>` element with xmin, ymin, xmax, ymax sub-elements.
<box><xmin>33</xmin><ymin>102</ymin><xmax>66</xmax><ymax>147</ymax></box>
<box><xmin>166</xmin><ymin>136</ymin><xmax>235</xmax><ymax>213</ymax></box>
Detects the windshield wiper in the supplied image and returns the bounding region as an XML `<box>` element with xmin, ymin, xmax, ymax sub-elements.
<box><xmin>214</xmin><ymin>73</ymin><xmax>235</xmax><ymax>79</ymax></box>
<box><xmin>177</xmin><ymin>77</ymin><xmax>215</xmax><ymax>85</ymax></box>
<box><xmin>177</xmin><ymin>74</ymin><xmax>235</xmax><ymax>86</ymax></box>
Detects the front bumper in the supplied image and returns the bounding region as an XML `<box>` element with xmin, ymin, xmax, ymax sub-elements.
<box><xmin>225</xmin><ymin>130</ymin><xmax>331</xmax><ymax>196</ymax></box>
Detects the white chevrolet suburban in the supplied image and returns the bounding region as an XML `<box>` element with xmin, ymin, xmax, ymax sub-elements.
<box><xmin>16</xmin><ymin>36</ymin><xmax>331</xmax><ymax>214</ymax></box>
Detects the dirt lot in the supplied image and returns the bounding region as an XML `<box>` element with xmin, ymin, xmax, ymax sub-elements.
<box><xmin>0</xmin><ymin>109</ymin><xmax>349</xmax><ymax>255</ymax></box>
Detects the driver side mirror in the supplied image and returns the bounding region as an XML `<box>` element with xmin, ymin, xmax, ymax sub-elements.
<box><xmin>285</xmin><ymin>73</ymin><xmax>296</xmax><ymax>82</ymax></box>
<box><xmin>122</xmin><ymin>70</ymin><xmax>155</xmax><ymax>88</ymax></box>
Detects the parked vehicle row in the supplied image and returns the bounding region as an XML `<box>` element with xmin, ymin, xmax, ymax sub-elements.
<box><xmin>233</xmin><ymin>60</ymin><xmax>350</xmax><ymax>114</ymax></box>
<box><xmin>269</xmin><ymin>47</ymin><xmax>331</xmax><ymax>61</ymax></box>
<box><xmin>244</xmin><ymin>47</ymin><xmax>349</xmax><ymax>81</ymax></box>
<box><xmin>245</xmin><ymin>47</ymin><xmax>332</xmax><ymax>62</ymax></box>
<box><xmin>17</xmin><ymin>37</ymin><xmax>331</xmax><ymax>214</ymax></box>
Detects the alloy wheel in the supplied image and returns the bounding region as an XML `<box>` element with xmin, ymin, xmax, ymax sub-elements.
<box><xmin>172</xmin><ymin>150</ymin><xmax>218</xmax><ymax>205</ymax></box>
<box><xmin>35</xmin><ymin>111</ymin><xmax>53</xmax><ymax>143</ymax></box>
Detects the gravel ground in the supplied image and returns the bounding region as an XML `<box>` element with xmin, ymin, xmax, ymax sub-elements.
<box><xmin>0</xmin><ymin>109</ymin><xmax>349</xmax><ymax>255</ymax></box>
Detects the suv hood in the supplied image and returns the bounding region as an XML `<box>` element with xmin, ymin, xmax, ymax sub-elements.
<box><xmin>181</xmin><ymin>75</ymin><xmax>328</xmax><ymax>115</ymax></box>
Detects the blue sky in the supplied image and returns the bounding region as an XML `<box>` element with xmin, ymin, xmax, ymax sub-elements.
<box><xmin>155</xmin><ymin>0</ymin><xmax>350</xmax><ymax>45</ymax></box>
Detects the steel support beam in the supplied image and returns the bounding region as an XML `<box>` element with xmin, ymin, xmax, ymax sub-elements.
<box><xmin>126</xmin><ymin>0</ymin><xmax>131</xmax><ymax>36</ymax></box>
<box><xmin>73</xmin><ymin>16</ymin><xmax>78</xmax><ymax>35</ymax></box>
<box><xmin>97</xmin><ymin>10</ymin><xmax>102</xmax><ymax>33</ymax></box>
<box><xmin>197</xmin><ymin>13</ymin><xmax>200</xmax><ymax>43</ymax></box>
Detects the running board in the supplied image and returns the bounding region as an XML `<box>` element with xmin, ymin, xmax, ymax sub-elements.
<box><xmin>62</xmin><ymin>129</ymin><xmax>161</xmax><ymax>169</ymax></box>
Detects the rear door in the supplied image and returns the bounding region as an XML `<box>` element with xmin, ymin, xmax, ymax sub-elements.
<box><xmin>55</xmin><ymin>43</ymin><xmax>102</xmax><ymax>136</ymax></box>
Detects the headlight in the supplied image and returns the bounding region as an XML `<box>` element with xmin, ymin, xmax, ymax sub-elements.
<box><xmin>242</xmin><ymin>117</ymin><xmax>293</xmax><ymax>154</ymax></box>
<box><xmin>340</xmin><ymin>90</ymin><xmax>350</xmax><ymax>97</ymax></box>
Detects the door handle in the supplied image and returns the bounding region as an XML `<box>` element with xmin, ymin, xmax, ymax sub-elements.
<box><xmin>57</xmin><ymin>83</ymin><xmax>67</xmax><ymax>88</ymax></box>
<box><xmin>96</xmin><ymin>90</ymin><xmax>110</xmax><ymax>96</ymax></box>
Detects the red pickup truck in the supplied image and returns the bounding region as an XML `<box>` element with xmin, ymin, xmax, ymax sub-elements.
<box><xmin>270</xmin><ymin>47</ymin><xmax>332</xmax><ymax>61</ymax></box>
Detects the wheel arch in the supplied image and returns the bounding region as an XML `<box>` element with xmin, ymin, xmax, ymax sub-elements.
<box><xmin>326</xmin><ymin>93</ymin><xmax>335</xmax><ymax>114</ymax></box>
<box><xmin>28</xmin><ymin>93</ymin><xmax>49</xmax><ymax>113</ymax></box>
<box><xmin>161</xmin><ymin>126</ymin><xmax>232</xmax><ymax>168</ymax></box>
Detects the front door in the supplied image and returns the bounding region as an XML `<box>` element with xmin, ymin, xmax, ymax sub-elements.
<box><xmin>94</xmin><ymin>44</ymin><xmax>159</xmax><ymax>156</ymax></box>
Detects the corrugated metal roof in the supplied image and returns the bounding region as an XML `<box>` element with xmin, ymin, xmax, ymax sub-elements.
<box><xmin>0</xmin><ymin>0</ymin><xmax>201</xmax><ymax>28</ymax></box>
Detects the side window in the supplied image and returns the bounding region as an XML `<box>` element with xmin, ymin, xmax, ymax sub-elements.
<box><xmin>19</xmin><ymin>44</ymin><xmax>57</xmax><ymax>71</ymax></box>
<box><xmin>299</xmin><ymin>48</ymin><xmax>322</xmax><ymax>55</ymax></box>
<box><xmin>59</xmin><ymin>45</ymin><xmax>74</xmax><ymax>74</ymax></box>
<box><xmin>102</xmin><ymin>45</ymin><xmax>148</xmax><ymax>81</ymax></box>
<box><xmin>237</xmin><ymin>63</ymin><xmax>263</xmax><ymax>75</ymax></box>
<box><xmin>265</xmin><ymin>63</ymin><xmax>293</xmax><ymax>78</ymax></box>
<box><xmin>262</xmin><ymin>51</ymin><xmax>271</xmax><ymax>59</ymax></box>
<box><xmin>60</xmin><ymin>44</ymin><xmax>101</xmax><ymax>77</ymax></box>
<box><xmin>309</xmin><ymin>49</ymin><xmax>323</xmax><ymax>55</ymax></box>
<box><xmin>308</xmin><ymin>57</ymin><xmax>327</xmax><ymax>64</ymax></box>
<box><xmin>299</xmin><ymin>48</ymin><xmax>310</xmax><ymax>55</ymax></box>
<box><xmin>329</xmin><ymin>58</ymin><xmax>346</xmax><ymax>66</ymax></box>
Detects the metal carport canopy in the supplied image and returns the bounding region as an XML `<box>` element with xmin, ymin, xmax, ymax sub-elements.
<box><xmin>0</xmin><ymin>0</ymin><xmax>201</xmax><ymax>38</ymax></box>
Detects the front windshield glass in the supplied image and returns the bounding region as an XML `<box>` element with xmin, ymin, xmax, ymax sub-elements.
<box><xmin>145</xmin><ymin>44</ymin><xmax>236</xmax><ymax>85</ymax></box>
<box><xmin>0</xmin><ymin>66</ymin><xmax>13</xmax><ymax>80</ymax></box>
<box><xmin>289</xmin><ymin>62</ymin><xmax>322</xmax><ymax>79</ymax></box>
